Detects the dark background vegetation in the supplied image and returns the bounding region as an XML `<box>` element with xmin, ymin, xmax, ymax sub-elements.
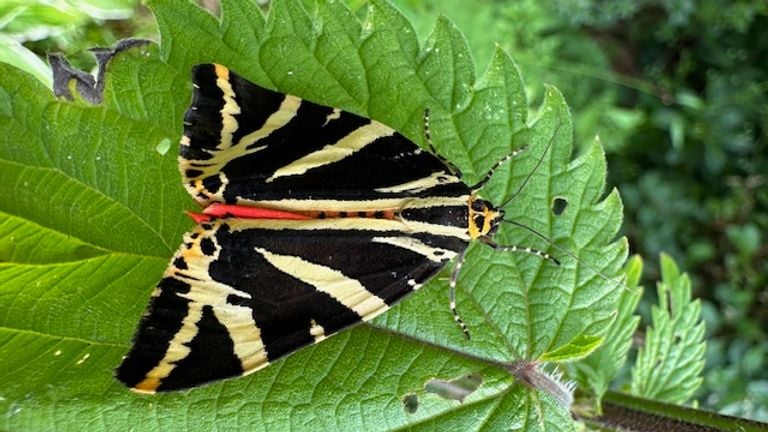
<box><xmin>2</xmin><ymin>0</ymin><xmax>765</xmax><ymax>422</ymax></box>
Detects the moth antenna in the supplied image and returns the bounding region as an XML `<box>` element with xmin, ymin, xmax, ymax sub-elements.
<box><xmin>502</xmin><ymin>219</ymin><xmax>633</xmax><ymax>293</ymax></box>
<box><xmin>480</xmin><ymin>236</ymin><xmax>560</xmax><ymax>265</ymax></box>
<box><xmin>498</xmin><ymin>128</ymin><xmax>558</xmax><ymax>208</ymax></box>
<box><xmin>493</xmin><ymin>125</ymin><xmax>630</xmax><ymax>291</ymax></box>
<box><xmin>423</xmin><ymin>108</ymin><xmax>437</xmax><ymax>154</ymax></box>
<box><xmin>470</xmin><ymin>146</ymin><xmax>527</xmax><ymax>191</ymax></box>
<box><xmin>449</xmin><ymin>248</ymin><xmax>471</xmax><ymax>339</ymax></box>
<box><xmin>423</xmin><ymin>108</ymin><xmax>462</xmax><ymax>175</ymax></box>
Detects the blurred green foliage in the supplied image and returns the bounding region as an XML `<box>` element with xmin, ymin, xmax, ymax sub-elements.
<box><xmin>548</xmin><ymin>1</ymin><xmax>768</xmax><ymax>420</ymax></box>
<box><xmin>0</xmin><ymin>0</ymin><xmax>155</xmax><ymax>82</ymax></box>
<box><xmin>3</xmin><ymin>0</ymin><xmax>766</xmax><ymax>422</ymax></box>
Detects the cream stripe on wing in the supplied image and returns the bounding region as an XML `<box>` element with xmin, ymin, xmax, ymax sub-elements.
<box><xmin>266</xmin><ymin>121</ymin><xmax>395</xmax><ymax>182</ymax></box>
<box><xmin>254</xmin><ymin>247</ymin><xmax>389</xmax><ymax>320</ymax></box>
<box><xmin>371</xmin><ymin>236</ymin><xmax>458</xmax><ymax>262</ymax></box>
<box><xmin>214</xmin><ymin>64</ymin><xmax>241</xmax><ymax>150</ymax></box>
<box><xmin>227</xmin><ymin>217</ymin><xmax>470</xmax><ymax>241</ymax></box>
<box><xmin>212</xmin><ymin>306</ymin><xmax>268</xmax><ymax>372</ymax></box>
<box><xmin>134</xmin><ymin>277</ymin><xmax>258</xmax><ymax>392</ymax></box>
<box><xmin>237</xmin><ymin>95</ymin><xmax>301</xmax><ymax>149</ymax></box>
<box><xmin>238</xmin><ymin>195</ymin><xmax>470</xmax><ymax>212</ymax></box>
<box><xmin>134</xmin><ymin>224</ymin><xmax>268</xmax><ymax>392</ymax></box>
<box><xmin>309</xmin><ymin>319</ymin><xmax>327</xmax><ymax>343</ymax></box>
<box><xmin>374</xmin><ymin>171</ymin><xmax>460</xmax><ymax>193</ymax></box>
<box><xmin>134</xmin><ymin>296</ymin><xmax>203</xmax><ymax>392</ymax></box>
<box><xmin>181</xmin><ymin>95</ymin><xmax>301</xmax><ymax>182</ymax></box>
<box><xmin>323</xmin><ymin>108</ymin><xmax>341</xmax><ymax>126</ymax></box>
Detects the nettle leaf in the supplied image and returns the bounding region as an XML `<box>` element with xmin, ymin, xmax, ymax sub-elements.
<box><xmin>569</xmin><ymin>255</ymin><xmax>643</xmax><ymax>404</ymax></box>
<box><xmin>631</xmin><ymin>254</ymin><xmax>705</xmax><ymax>404</ymax></box>
<box><xmin>0</xmin><ymin>0</ymin><xmax>626</xmax><ymax>430</ymax></box>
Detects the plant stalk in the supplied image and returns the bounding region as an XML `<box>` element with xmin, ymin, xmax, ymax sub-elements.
<box><xmin>581</xmin><ymin>391</ymin><xmax>768</xmax><ymax>432</ymax></box>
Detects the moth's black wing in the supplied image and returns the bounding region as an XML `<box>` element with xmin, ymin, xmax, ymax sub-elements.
<box><xmin>180</xmin><ymin>64</ymin><xmax>468</xmax><ymax>206</ymax></box>
<box><xmin>116</xmin><ymin>64</ymin><xmax>475</xmax><ymax>392</ymax></box>
<box><xmin>116</xmin><ymin>218</ymin><xmax>466</xmax><ymax>392</ymax></box>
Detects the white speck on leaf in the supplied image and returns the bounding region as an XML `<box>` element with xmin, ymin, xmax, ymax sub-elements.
<box><xmin>155</xmin><ymin>138</ymin><xmax>171</xmax><ymax>155</ymax></box>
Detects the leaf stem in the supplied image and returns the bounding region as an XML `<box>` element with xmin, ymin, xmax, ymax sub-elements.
<box><xmin>581</xmin><ymin>390</ymin><xmax>768</xmax><ymax>432</ymax></box>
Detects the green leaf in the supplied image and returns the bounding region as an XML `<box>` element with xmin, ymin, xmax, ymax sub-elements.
<box><xmin>0</xmin><ymin>0</ymin><xmax>626</xmax><ymax>430</ymax></box>
<box><xmin>0</xmin><ymin>35</ymin><xmax>52</xmax><ymax>88</ymax></box>
<box><xmin>540</xmin><ymin>334</ymin><xmax>604</xmax><ymax>363</ymax></box>
<box><xmin>631</xmin><ymin>253</ymin><xmax>706</xmax><ymax>404</ymax></box>
<box><xmin>569</xmin><ymin>255</ymin><xmax>643</xmax><ymax>404</ymax></box>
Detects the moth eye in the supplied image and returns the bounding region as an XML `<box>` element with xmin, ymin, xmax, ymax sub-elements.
<box><xmin>470</xmin><ymin>200</ymin><xmax>485</xmax><ymax>212</ymax></box>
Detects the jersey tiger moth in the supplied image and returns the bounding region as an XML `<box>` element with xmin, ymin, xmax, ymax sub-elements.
<box><xmin>116</xmin><ymin>63</ymin><xmax>559</xmax><ymax>393</ymax></box>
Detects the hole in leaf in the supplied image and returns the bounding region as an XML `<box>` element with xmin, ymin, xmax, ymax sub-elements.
<box><xmin>401</xmin><ymin>393</ymin><xmax>419</xmax><ymax>413</ymax></box>
<box><xmin>666</xmin><ymin>291</ymin><xmax>675</xmax><ymax>315</ymax></box>
<box><xmin>552</xmin><ymin>197</ymin><xmax>568</xmax><ymax>215</ymax></box>
<box><xmin>425</xmin><ymin>373</ymin><xmax>482</xmax><ymax>403</ymax></box>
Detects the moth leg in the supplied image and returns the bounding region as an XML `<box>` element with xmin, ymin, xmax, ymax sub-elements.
<box><xmin>470</xmin><ymin>145</ymin><xmax>528</xmax><ymax>191</ymax></box>
<box><xmin>480</xmin><ymin>237</ymin><xmax>560</xmax><ymax>265</ymax></box>
<box><xmin>449</xmin><ymin>248</ymin><xmax>471</xmax><ymax>340</ymax></box>
<box><xmin>423</xmin><ymin>108</ymin><xmax>462</xmax><ymax>176</ymax></box>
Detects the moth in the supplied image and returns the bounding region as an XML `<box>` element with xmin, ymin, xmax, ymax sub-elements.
<box><xmin>116</xmin><ymin>64</ymin><xmax>556</xmax><ymax>393</ymax></box>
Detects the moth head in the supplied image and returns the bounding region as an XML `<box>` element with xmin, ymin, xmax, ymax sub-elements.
<box><xmin>468</xmin><ymin>196</ymin><xmax>504</xmax><ymax>239</ymax></box>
